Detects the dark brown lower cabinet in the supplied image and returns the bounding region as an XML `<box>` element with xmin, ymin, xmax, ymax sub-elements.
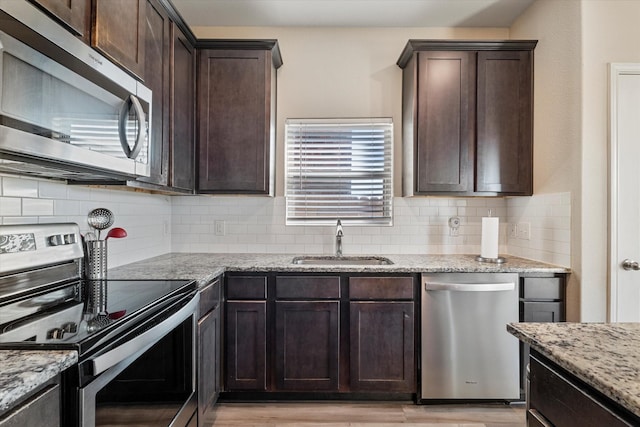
<box><xmin>225</xmin><ymin>301</ymin><xmax>267</xmax><ymax>391</ymax></box>
<box><xmin>349</xmin><ymin>301</ymin><xmax>415</xmax><ymax>392</ymax></box>
<box><xmin>529</xmin><ymin>351</ymin><xmax>639</xmax><ymax>426</ymax></box>
<box><xmin>198</xmin><ymin>278</ymin><xmax>221</xmax><ymax>425</ymax></box>
<box><xmin>519</xmin><ymin>274</ymin><xmax>566</xmax><ymax>396</ymax></box>
<box><xmin>222</xmin><ymin>272</ymin><xmax>418</xmax><ymax>397</ymax></box>
<box><xmin>275</xmin><ymin>301</ymin><xmax>340</xmax><ymax>391</ymax></box>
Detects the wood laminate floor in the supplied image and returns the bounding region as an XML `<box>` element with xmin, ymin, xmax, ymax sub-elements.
<box><xmin>202</xmin><ymin>402</ymin><xmax>526</xmax><ymax>427</ymax></box>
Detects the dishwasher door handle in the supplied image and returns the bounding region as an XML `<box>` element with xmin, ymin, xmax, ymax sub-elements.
<box><xmin>424</xmin><ymin>281</ymin><xmax>515</xmax><ymax>292</ymax></box>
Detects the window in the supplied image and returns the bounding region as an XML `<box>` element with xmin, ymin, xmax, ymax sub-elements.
<box><xmin>285</xmin><ymin>118</ymin><xmax>393</xmax><ymax>225</ymax></box>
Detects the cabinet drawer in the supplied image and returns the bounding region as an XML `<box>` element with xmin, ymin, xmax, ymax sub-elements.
<box><xmin>227</xmin><ymin>276</ymin><xmax>267</xmax><ymax>299</ymax></box>
<box><xmin>349</xmin><ymin>276</ymin><xmax>414</xmax><ymax>300</ymax></box>
<box><xmin>522</xmin><ymin>277</ymin><xmax>563</xmax><ymax>300</ymax></box>
<box><xmin>199</xmin><ymin>278</ymin><xmax>221</xmax><ymax>316</ymax></box>
<box><xmin>521</xmin><ymin>301</ymin><xmax>564</xmax><ymax>322</ymax></box>
<box><xmin>275</xmin><ymin>276</ymin><xmax>340</xmax><ymax>299</ymax></box>
<box><xmin>530</xmin><ymin>354</ymin><xmax>634</xmax><ymax>426</ymax></box>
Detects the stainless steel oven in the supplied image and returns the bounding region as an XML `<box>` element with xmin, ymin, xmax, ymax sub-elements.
<box><xmin>0</xmin><ymin>0</ymin><xmax>151</xmax><ymax>181</ymax></box>
<box><xmin>76</xmin><ymin>280</ymin><xmax>198</xmax><ymax>427</ymax></box>
<box><xmin>0</xmin><ymin>223</ymin><xmax>198</xmax><ymax>427</ymax></box>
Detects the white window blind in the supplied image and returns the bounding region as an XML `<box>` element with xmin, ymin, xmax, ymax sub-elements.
<box><xmin>285</xmin><ymin>118</ymin><xmax>393</xmax><ymax>225</ymax></box>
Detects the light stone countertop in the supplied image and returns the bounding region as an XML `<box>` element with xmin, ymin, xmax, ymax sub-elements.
<box><xmin>507</xmin><ymin>322</ymin><xmax>640</xmax><ymax>418</ymax></box>
<box><xmin>0</xmin><ymin>254</ymin><xmax>568</xmax><ymax>416</ymax></box>
<box><xmin>0</xmin><ymin>350</ymin><xmax>78</xmax><ymax>413</ymax></box>
<box><xmin>108</xmin><ymin>253</ymin><xmax>569</xmax><ymax>286</ymax></box>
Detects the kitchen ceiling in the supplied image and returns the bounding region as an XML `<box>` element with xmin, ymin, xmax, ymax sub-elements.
<box><xmin>170</xmin><ymin>0</ymin><xmax>536</xmax><ymax>28</ymax></box>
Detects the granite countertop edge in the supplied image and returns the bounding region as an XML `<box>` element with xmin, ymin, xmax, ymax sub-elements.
<box><xmin>507</xmin><ymin>322</ymin><xmax>640</xmax><ymax>418</ymax></box>
<box><xmin>1</xmin><ymin>254</ymin><xmax>568</xmax><ymax>415</ymax></box>
<box><xmin>108</xmin><ymin>253</ymin><xmax>570</xmax><ymax>286</ymax></box>
<box><xmin>0</xmin><ymin>350</ymin><xmax>78</xmax><ymax>413</ymax></box>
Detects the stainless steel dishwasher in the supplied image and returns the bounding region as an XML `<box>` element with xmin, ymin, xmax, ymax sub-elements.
<box><xmin>421</xmin><ymin>273</ymin><xmax>520</xmax><ymax>401</ymax></box>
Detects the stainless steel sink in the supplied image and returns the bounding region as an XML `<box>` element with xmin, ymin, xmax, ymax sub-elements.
<box><xmin>291</xmin><ymin>256</ymin><xmax>394</xmax><ymax>266</ymax></box>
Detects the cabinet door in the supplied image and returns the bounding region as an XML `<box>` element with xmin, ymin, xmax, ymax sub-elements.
<box><xmin>476</xmin><ymin>50</ymin><xmax>533</xmax><ymax>194</ymax></box>
<box><xmin>198</xmin><ymin>304</ymin><xmax>220</xmax><ymax>424</ymax></box>
<box><xmin>415</xmin><ymin>51</ymin><xmax>475</xmax><ymax>193</ymax></box>
<box><xmin>170</xmin><ymin>24</ymin><xmax>195</xmax><ymax>191</ymax></box>
<box><xmin>349</xmin><ymin>301</ymin><xmax>415</xmax><ymax>392</ymax></box>
<box><xmin>92</xmin><ymin>0</ymin><xmax>146</xmax><ymax>78</ymax></box>
<box><xmin>136</xmin><ymin>0</ymin><xmax>170</xmax><ymax>186</ymax></box>
<box><xmin>0</xmin><ymin>383</ymin><xmax>60</xmax><ymax>427</ymax></box>
<box><xmin>30</xmin><ymin>0</ymin><xmax>89</xmax><ymax>40</ymax></box>
<box><xmin>275</xmin><ymin>301</ymin><xmax>340</xmax><ymax>391</ymax></box>
<box><xmin>197</xmin><ymin>49</ymin><xmax>271</xmax><ymax>194</ymax></box>
<box><xmin>225</xmin><ymin>301</ymin><xmax>267</xmax><ymax>391</ymax></box>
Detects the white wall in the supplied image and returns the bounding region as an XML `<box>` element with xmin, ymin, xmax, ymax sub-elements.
<box><xmin>580</xmin><ymin>0</ymin><xmax>640</xmax><ymax>322</ymax></box>
<box><xmin>512</xmin><ymin>0</ymin><xmax>640</xmax><ymax>322</ymax></box>
<box><xmin>510</xmin><ymin>0</ymin><xmax>582</xmax><ymax>320</ymax></box>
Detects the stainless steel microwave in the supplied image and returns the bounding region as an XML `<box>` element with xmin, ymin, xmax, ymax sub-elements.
<box><xmin>0</xmin><ymin>0</ymin><xmax>151</xmax><ymax>181</ymax></box>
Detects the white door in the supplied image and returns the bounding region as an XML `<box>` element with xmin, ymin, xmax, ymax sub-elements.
<box><xmin>610</xmin><ymin>63</ymin><xmax>640</xmax><ymax>322</ymax></box>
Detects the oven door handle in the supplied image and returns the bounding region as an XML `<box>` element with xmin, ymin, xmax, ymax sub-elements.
<box><xmin>91</xmin><ymin>293</ymin><xmax>198</xmax><ymax>375</ymax></box>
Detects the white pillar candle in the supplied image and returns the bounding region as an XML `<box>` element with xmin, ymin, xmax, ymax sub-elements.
<box><xmin>480</xmin><ymin>217</ymin><xmax>499</xmax><ymax>259</ymax></box>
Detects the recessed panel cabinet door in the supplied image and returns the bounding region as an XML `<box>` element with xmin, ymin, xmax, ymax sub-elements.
<box><xmin>275</xmin><ymin>301</ymin><xmax>340</xmax><ymax>391</ymax></box>
<box><xmin>136</xmin><ymin>0</ymin><xmax>170</xmax><ymax>186</ymax></box>
<box><xmin>225</xmin><ymin>301</ymin><xmax>267</xmax><ymax>391</ymax></box>
<box><xmin>31</xmin><ymin>0</ymin><xmax>89</xmax><ymax>40</ymax></box>
<box><xmin>197</xmin><ymin>49</ymin><xmax>271</xmax><ymax>193</ymax></box>
<box><xmin>476</xmin><ymin>50</ymin><xmax>533</xmax><ymax>194</ymax></box>
<box><xmin>349</xmin><ymin>301</ymin><xmax>415</xmax><ymax>392</ymax></box>
<box><xmin>170</xmin><ymin>25</ymin><xmax>195</xmax><ymax>191</ymax></box>
<box><xmin>198</xmin><ymin>304</ymin><xmax>220</xmax><ymax>422</ymax></box>
<box><xmin>416</xmin><ymin>51</ymin><xmax>474</xmax><ymax>193</ymax></box>
<box><xmin>92</xmin><ymin>0</ymin><xmax>146</xmax><ymax>79</ymax></box>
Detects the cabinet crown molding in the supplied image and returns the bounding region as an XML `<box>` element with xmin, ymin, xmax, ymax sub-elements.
<box><xmin>396</xmin><ymin>39</ymin><xmax>538</xmax><ymax>68</ymax></box>
<box><xmin>195</xmin><ymin>39</ymin><xmax>283</xmax><ymax>69</ymax></box>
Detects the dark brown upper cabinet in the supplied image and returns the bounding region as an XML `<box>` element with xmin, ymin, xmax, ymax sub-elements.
<box><xmin>398</xmin><ymin>40</ymin><xmax>537</xmax><ymax>197</ymax></box>
<box><xmin>135</xmin><ymin>0</ymin><xmax>170</xmax><ymax>187</ymax></box>
<box><xmin>196</xmin><ymin>41</ymin><xmax>282</xmax><ymax>195</ymax></box>
<box><xmin>92</xmin><ymin>0</ymin><xmax>146</xmax><ymax>79</ymax></box>
<box><xmin>29</xmin><ymin>0</ymin><xmax>90</xmax><ymax>41</ymax></box>
<box><xmin>170</xmin><ymin>23</ymin><xmax>196</xmax><ymax>192</ymax></box>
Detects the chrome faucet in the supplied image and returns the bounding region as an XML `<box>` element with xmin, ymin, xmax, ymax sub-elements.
<box><xmin>335</xmin><ymin>219</ymin><xmax>343</xmax><ymax>257</ymax></box>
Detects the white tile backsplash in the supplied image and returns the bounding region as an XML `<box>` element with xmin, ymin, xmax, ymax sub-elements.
<box><xmin>507</xmin><ymin>192</ymin><xmax>572</xmax><ymax>267</ymax></box>
<box><xmin>0</xmin><ymin>175</ymin><xmax>171</xmax><ymax>269</ymax></box>
<box><xmin>170</xmin><ymin>195</ymin><xmax>509</xmax><ymax>255</ymax></box>
<box><xmin>0</xmin><ymin>174</ymin><xmax>571</xmax><ymax>268</ymax></box>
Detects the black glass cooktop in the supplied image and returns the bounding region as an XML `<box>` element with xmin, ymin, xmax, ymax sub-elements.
<box><xmin>0</xmin><ymin>278</ymin><xmax>196</xmax><ymax>355</ymax></box>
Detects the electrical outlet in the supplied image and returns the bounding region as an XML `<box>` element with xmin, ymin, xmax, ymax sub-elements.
<box><xmin>448</xmin><ymin>216</ymin><xmax>460</xmax><ymax>236</ymax></box>
<box><xmin>517</xmin><ymin>222</ymin><xmax>531</xmax><ymax>240</ymax></box>
<box><xmin>508</xmin><ymin>223</ymin><xmax>517</xmax><ymax>238</ymax></box>
<box><xmin>214</xmin><ymin>220</ymin><xmax>226</xmax><ymax>236</ymax></box>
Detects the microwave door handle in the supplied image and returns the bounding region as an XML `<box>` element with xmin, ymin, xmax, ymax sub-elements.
<box><xmin>118</xmin><ymin>94</ymin><xmax>146</xmax><ymax>159</ymax></box>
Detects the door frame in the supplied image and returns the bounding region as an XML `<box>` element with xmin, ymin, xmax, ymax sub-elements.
<box><xmin>608</xmin><ymin>63</ymin><xmax>640</xmax><ymax>322</ymax></box>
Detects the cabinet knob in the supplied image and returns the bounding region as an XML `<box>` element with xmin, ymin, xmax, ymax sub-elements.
<box><xmin>622</xmin><ymin>259</ymin><xmax>640</xmax><ymax>271</ymax></box>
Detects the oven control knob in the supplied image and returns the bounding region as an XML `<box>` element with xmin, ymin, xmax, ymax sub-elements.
<box><xmin>47</xmin><ymin>328</ymin><xmax>65</xmax><ymax>340</ymax></box>
<box><xmin>62</xmin><ymin>322</ymin><xmax>78</xmax><ymax>333</ymax></box>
